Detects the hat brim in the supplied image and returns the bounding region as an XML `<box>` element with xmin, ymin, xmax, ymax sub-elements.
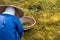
<box><xmin>0</xmin><ymin>5</ymin><xmax>24</xmax><ymax>18</ymax></box>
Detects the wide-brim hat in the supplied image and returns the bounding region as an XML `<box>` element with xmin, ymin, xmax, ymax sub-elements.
<box><xmin>0</xmin><ymin>5</ymin><xmax>24</xmax><ymax>18</ymax></box>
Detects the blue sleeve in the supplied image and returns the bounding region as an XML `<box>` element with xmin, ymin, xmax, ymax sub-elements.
<box><xmin>15</xmin><ymin>18</ymin><xmax>24</xmax><ymax>38</ymax></box>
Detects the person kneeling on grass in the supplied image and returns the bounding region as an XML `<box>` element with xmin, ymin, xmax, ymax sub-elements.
<box><xmin>0</xmin><ymin>7</ymin><xmax>24</xmax><ymax>40</ymax></box>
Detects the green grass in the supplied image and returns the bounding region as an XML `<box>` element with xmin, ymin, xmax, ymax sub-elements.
<box><xmin>0</xmin><ymin>0</ymin><xmax>60</xmax><ymax>40</ymax></box>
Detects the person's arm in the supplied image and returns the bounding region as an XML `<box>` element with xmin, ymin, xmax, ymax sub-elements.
<box><xmin>15</xmin><ymin>18</ymin><xmax>24</xmax><ymax>38</ymax></box>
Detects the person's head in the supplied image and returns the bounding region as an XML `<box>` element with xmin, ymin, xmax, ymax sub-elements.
<box><xmin>2</xmin><ymin>7</ymin><xmax>15</xmax><ymax>15</ymax></box>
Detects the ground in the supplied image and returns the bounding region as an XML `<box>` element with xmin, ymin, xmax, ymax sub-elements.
<box><xmin>0</xmin><ymin>0</ymin><xmax>60</xmax><ymax>40</ymax></box>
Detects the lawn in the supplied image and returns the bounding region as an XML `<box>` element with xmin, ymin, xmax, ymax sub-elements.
<box><xmin>0</xmin><ymin>0</ymin><xmax>60</xmax><ymax>40</ymax></box>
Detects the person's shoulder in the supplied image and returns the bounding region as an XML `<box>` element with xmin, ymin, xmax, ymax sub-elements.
<box><xmin>0</xmin><ymin>14</ymin><xmax>19</xmax><ymax>20</ymax></box>
<box><xmin>8</xmin><ymin>14</ymin><xmax>19</xmax><ymax>20</ymax></box>
<box><xmin>0</xmin><ymin>14</ymin><xmax>6</xmax><ymax>17</ymax></box>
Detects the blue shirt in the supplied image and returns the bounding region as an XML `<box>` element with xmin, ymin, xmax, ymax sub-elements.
<box><xmin>0</xmin><ymin>14</ymin><xmax>24</xmax><ymax>40</ymax></box>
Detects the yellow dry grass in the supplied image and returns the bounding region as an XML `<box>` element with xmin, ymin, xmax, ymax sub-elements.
<box><xmin>0</xmin><ymin>0</ymin><xmax>60</xmax><ymax>40</ymax></box>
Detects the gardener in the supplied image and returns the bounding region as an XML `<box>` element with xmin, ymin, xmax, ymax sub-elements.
<box><xmin>0</xmin><ymin>7</ymin><xmax>24</xmax><ymax>40</ymax></box>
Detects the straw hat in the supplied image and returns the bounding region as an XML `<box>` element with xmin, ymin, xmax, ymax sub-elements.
<box><xmin>0</xmin><ymin>5</ymin><xmax>24</xmax><ymax>18</ymax></box>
